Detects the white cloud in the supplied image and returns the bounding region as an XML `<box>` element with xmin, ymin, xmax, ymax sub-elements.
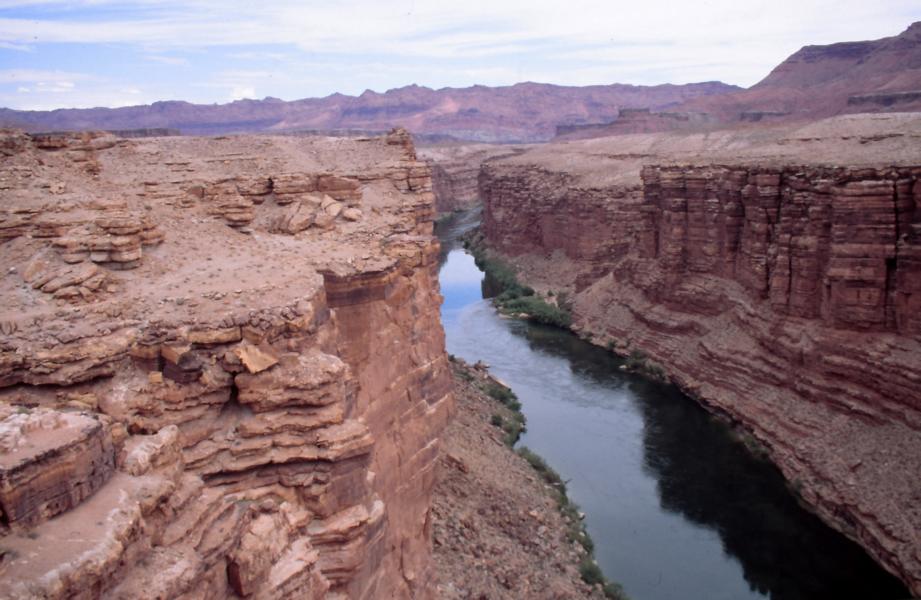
<box><xmin>144</xmin><ymin>54</ymin><xmax>188</xmax><ymax>66</ymax></box>
<box><xmin>229</xmin><ymin>85</ymin><xmax>256</xmax><ymax>101</ymax></box>
<box><xmin>0</xmin><ymin>68</ymin><xmax>94</xmax><ymax>82</ymax></box>
<box><xmin>0</xmin><ymin>0</ymin><xmax>918</xmax><ymax>108</ymax></box>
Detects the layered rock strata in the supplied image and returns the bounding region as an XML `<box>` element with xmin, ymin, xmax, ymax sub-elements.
<box><xmin>479</xmin><ymin>126</ymin><xmax>921</xmax><ymax>595</ymax></box>
<box><xmin>418</xmin><ymin>144</ymin><xmax>527</xmax><ymax>213</ymax></box>
<box><xmin>0</xmin><ymin>128</ymin><xmax>453</xmax><ymax>598</ymax></box>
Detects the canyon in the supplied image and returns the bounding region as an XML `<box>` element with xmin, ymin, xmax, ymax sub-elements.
<box><xmin>0</xmin><ymin>128</ymin><xmax>454</xmax><ymax>598</ymax></box>
<box><xmin>419</xmin><ymin>144</ymin><xmax>528</xmax><ymax>213</ymax></box>
<box><xmin>477</xmin><ymin>112</ymin><xmax>921</xmax><ymax>596</ymax></box>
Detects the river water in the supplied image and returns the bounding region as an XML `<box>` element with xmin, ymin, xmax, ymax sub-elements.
<box><xmin>436</xmin><ymin>211</ymin><xmax>909</xmax><ymax>600</ymax></box>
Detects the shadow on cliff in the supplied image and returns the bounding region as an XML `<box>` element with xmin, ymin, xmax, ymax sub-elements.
<box><xmin>510</xmin><ymin>321</ymin><xmax>910</xmax><ymax>600</ymax></box>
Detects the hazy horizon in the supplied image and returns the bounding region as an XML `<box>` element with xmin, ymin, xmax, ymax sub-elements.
<box><xmin>1</xmin><ymin>0</ymin><xmax>919</xmax><ymax>111</ymax></box>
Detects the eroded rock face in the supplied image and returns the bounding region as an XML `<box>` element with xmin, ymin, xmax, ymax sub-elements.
<box><xmin>481</xmin><ymin>159</ymin><xmax>921</xmax><ymax>595</ymax></box>
<box><xmin>0</xmin><ymin>128</ymin><xmax>453</xmax><ymax>599</ymax></box>
<box><xmin>419</xmin><ymin>144</ymin><xmax>527</xmax><ymax>212</ymax></box>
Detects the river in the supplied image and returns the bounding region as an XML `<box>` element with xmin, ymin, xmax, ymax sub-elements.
<box><xmin>436</xmin><ymin>211</ymin><xmax>909</xmax><ymax>600</ymax></box>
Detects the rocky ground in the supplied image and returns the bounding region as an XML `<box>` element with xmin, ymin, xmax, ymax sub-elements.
<box><xmin>0</xmin><ymin>128</ymin><xmax>453</xmax><ymax>599</ymax></box>
<box><xmin>431</xmin><ymin>359</ymin><xmax>610</xmax><ymax>600</ymax></box>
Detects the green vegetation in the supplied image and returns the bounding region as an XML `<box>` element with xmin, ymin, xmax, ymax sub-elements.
<box><xmin>498</xmin><ymin>295</ymin><xmax>572</xmax><ymax>327</ymax></box>
<box><xmin>466</xmin><ymin>237</ymin><xmax>572</xmax><ymax>327</ymax></box>
<box><xmin>484</xmin><ymin>381</ymin><xmax>521</xmax><ymax>411</ymax></box>
<box><xmin>517</xmin><ymin>445</ymin><xmax>630</xmax><ymax>599</ymax></box>
<box><xmin>482</xmin><ymin>381</ymin><xmax>526</xmax><ymax>445</ymax></box>
<box><xmin>624</xmin><ymin>348</ymin><xmax>667</xmax><ymax>382</ymax></box>
<box><xmin>490</xmin><ymin>412</ymin><xmax>526</xmax><ymax>446</ymax></box>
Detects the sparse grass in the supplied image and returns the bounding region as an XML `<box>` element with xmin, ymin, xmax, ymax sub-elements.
<box><xmin>481</xmin><ymin>381</ymin><xmax>526</xmax><ymax>445</ymax></box>
<box><xmin>624</xmin><ymin>348</ymin><xmax>667</xmax><ymax>382</ymax></box>
<box><xmin>517</xmin><ymin>445</ymin><xmax>630</xmax><ymax>599</ymax></box>
<box><xmin>484</xmin><ymin>381</ymin><xmax>522</xmax><ymax>412</ymax></box>
<box><xmin>517</xmin><ymin>446</ymin><xmax>566</xmax><ymax>492</ymax></box>
<box><xmin>490</xmin><ymin>412</ymin><xmax>526</xmax><ymax>446</ymax></box>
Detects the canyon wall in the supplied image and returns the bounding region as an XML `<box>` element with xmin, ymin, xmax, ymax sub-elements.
<box><xmin>419</xmin><ymin>144</ymin><xmax>527</xmax><ymax>213</ymax></box>
<box><xmin>0</xmin><ymin>128</ymin><xmax>453</xmax><ymax>598</ymax></box>
<box><xmin>480</xmin><ymin>157</ymin><xmax>921</xmax><ymax>595</ymax></box>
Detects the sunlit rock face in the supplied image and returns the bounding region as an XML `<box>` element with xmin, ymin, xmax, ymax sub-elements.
<box><xmin>0</xmin><ymin>127</ymin><xmax>453</xmax><ymax>599</ymax></box>
<box><xmin>479</xmin><ymin>122</ymin><xmax>921</xmax><ymax>596</ymax></box>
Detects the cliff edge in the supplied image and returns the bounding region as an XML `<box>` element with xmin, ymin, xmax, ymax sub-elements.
<box><xmin>479</xmin><ymin>113</ymin><xmax>921</xmax><ymax>595</ymax></box>
<box><xmin>0</xmin><ymin>128</ymin><xmax>453</xmax><ymax>598</ymax></box>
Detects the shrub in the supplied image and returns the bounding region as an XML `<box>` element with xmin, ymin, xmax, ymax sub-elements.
<box><xmin>579</xmin><ymin>557</ymin><xmax>606</xmax><ymax>586</ymax></box>
<box><xmin>498</xmin><ymin>296</ymin><xmax>572</xmax><ymax>328</ymax></box>
<box><xmin>469</xmin><ymin>244</ymin><xmax>572</xmax><ymax>328</ymax></box>
<box><xmin>517</xmin><ymin>446</ymin><xmax>565</xmax><ymax>491</ymax></box>
<box><xmin>516</xmin><ymin>446</ymin><xmax>630</xmax><ymax>599</ymax></box>
<box><xmin>484</xmin><ymin>382</ymin><xmax>521</xmax><ymax>411</ymax></box>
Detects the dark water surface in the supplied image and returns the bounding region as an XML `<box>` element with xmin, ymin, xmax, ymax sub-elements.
<box><xmin>436</xmin><ymin>213</ymin><xmax>910</xmax><ymax>600</ymax></box>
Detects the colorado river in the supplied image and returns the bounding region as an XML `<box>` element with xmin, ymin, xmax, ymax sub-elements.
<box><xmin>436</xmin><ymin>212</ymin><xmax>909</xmax><ymax>600</ymax></box>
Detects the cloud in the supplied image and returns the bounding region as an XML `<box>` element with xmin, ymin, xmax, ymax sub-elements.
<box><xmin>0</xmin><ymin>0</ymin><xmax>918</xmax><ymax>108</ymax></box>
<box><xmin>0</xmin><ymin>68</ymin><xmax>94</xmax><ymax>82</ymax></box>
<box><xmin>144</xmin><ymin>54</ymin><xmax>188</xmax><ymax>66</ymax></box>
<box><xmin>229</xmin><ymin>85</ymin><xmax>256</xmax><ymax>101</ymax></box>
<box><xmin>0</xmin><ymin>40</ymin><xmax>31</xmax><ymax>51</ymax></box>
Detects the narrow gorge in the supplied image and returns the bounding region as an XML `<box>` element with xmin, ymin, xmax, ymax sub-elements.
<box><xmin>0</xmin><ymin>129</ymin><xmax>453</xmax><ymax>598</ymax></box>
<box><xmin>477</xmin><ymin>114</ymin><xmax>921</xmax><ymax>596</ymax></box>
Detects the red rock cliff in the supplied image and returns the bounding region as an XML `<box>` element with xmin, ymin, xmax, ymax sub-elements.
<box><xmin>480</xmin><ymin>145</ymin><xmax>921</xmax><ymax>594</ymax></box>
<box><xmin>0</xmin><ymin>128</ymin><xmax>453</xmax><ymax>598</ymax></box>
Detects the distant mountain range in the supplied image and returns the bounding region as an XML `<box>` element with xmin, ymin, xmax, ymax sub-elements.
<box><xmin>2</xmin><ymin>22</ymin><xmax>920</xmax><ymax>142</ymax></box>
<box><xmin>0</xmin><ymin>81</ymin><xmax>738</xmax><ymax>142</ymax></box>
<box><xmin>559</xmin><ymin>21</ymin><xmax>921</xmax><ymax>139</ymax></box>
<box><xmin>681</xmin><ymin>21</ymin><xmax>921</xmax><ymax>120</ymax></box>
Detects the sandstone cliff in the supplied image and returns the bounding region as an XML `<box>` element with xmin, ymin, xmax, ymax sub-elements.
<box><xmin>0</xmin><ymin>128</ymin><xmax>453</xmax><ymax>598</ymax></box>
<box><xmin>419</xmin><ymin>144</ymin><xmax>528</xmax><ymax>213</ymax></box>
<box><xmin>479</xmin><ymin>115</ymin><xmax>921</xmax><ymax>595</ymax></box>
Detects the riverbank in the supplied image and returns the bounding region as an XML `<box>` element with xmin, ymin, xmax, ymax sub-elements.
<box><xmin>431</xmin><ymin>359</ymin><xmax>622</xmax><ymax>599</ymax></box>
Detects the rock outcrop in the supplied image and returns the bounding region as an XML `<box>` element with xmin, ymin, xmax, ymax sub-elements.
<box><xmin>418</xmin><ymin>144</ymin><xmax>527</xmax><ymax>212</ymax></box>
<box><xmin>0</xmin><ymin>128</ymin><xmax>453</xmax><ymax>598</ymax></box>
<box><xmin>673</xmin><ymin>21</ymin><xmax>921</xmax><ymax>126</ymax></box>
<box><xmin>478</xmin><ymin>118</ymin><xmax>921</xmax><ymax>595</ymax></box>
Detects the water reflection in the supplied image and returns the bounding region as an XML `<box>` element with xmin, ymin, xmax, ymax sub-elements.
<box><xmin>513</xmin><ymin>322</ymin><xmax>909</xmax><ymax>600</ymax></box>
<box><xmin>437</xmin><ymin>215</ymin><xmax>910</xmax><ymax>600</ymax></box>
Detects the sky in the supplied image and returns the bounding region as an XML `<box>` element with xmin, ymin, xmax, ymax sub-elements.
<box><xmin>0</xmin><ymin>0</ymin><xmax>919</xmax><ymax>111</ymax></box>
